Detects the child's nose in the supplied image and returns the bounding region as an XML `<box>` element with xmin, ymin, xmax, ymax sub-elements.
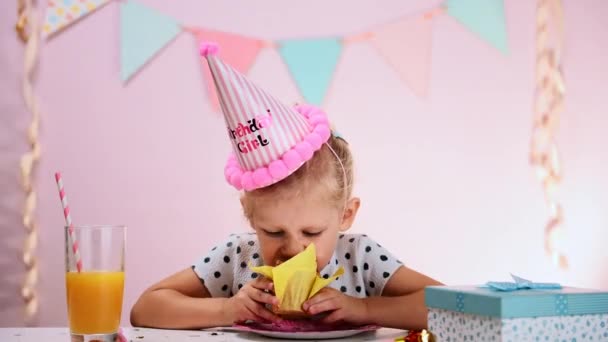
<box><xmin>280</xmin><ymin>240</ymin><xmax>307</xmax><ymax>259</ymax></box>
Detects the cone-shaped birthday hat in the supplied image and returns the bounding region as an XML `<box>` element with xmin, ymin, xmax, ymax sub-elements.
<box><xmin>200</xmin><ymin>42</ymin><xmax>331</xmax><ymax>191</ymax></box>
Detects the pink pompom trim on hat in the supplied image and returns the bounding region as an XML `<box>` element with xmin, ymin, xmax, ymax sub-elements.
<box><xmin>241</xmin><ymin>171</ymin><xmax>255</xmax><ymax>191</ymax></box>
<box><xmin>282</xmin><ymin>150</ymin><xmax>304</xmax><ymax>171</ymax></box>
<box><xmin>252</xmin><ymin>168</ymin><xmax>272</xmax><ymax>187</ymax></box>
<box><xmin>200</xmin><ymin>41</ymin><xmax>219</xmax><ymax>57</ymax></box>
<box><xmin>268</xmin><ymin>160</ymin><xmax>289</xmax><ymax>180</ymax></box>
<box><xmin>224</xmin><ymin>104</ymin><xmax>331</xmax><ymax>191</ymax></box>
<box><xmin>294</xmin><ymin>141</ymin><xmax>314</xmax><ymax>161</ymax></box>
<box><xmin>305</xmin><ymin>132</ymin><xmax>323</xmax><ymax>150</ymax></box>
<box><xmin>229</xmin><ymin>171</ymin><xmax>243</xmax><ymax>191</ymax></box>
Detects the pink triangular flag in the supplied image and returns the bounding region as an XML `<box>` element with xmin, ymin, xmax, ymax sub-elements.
<box><xmin>191</xmin><ymin>28</ymin><xmax>264</xmax><ymax>111</ymax></box>
<box><xmin>370</xmin><ymin>16</ymin><xmax>434</xmax><ymax>97</ymax></box>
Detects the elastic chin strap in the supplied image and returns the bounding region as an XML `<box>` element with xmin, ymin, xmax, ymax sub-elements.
<box><xmin>324</xmin><ymin>140</ymin><xmax>349</xmax><ymax>221</ymax></box>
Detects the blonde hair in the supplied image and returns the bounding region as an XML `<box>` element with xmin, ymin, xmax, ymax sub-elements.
<box><xmin>241</xmin><ymin>134</ymin><xmax>353</xmax><ymax>222</ymax></box>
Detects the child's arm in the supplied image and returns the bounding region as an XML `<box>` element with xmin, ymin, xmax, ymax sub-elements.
<box><xmin>130</xmin><ymin>268</ymin><xmax>231</xmax><ymax>329</ymax></box>
<box><xmin>130</xmin><ymin>268</ymin><xmax>281</xmax><ymax>329</ymax></box>
<box><xmin>304</xmin><ymin>266</ymin><xmax>441</xmax><ymax>330</ymax></box>
<box><xmin>364</xmin><ymin>266</ymin><xmax>442</xmax><ymax>329</ymax></box>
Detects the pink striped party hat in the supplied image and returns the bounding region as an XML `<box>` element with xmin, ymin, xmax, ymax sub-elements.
<box><xmin>200</xmin><ymin>42</ymin><xmax>332</xmax><ymax>191</ymax></box>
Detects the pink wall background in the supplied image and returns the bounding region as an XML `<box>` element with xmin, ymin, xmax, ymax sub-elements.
<box><xmin>1</xmin><ymin>0</ymin><xmax>607</xmax><ymax>327</ymax></box>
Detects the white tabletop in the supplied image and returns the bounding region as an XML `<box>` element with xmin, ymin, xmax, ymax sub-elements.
<box><xmin>0</xmin><ymin>327</ymin><xmax>409</xmax><ymax>341</ymax></box>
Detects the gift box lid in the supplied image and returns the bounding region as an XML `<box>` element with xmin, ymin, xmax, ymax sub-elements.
<box><xmin>425</xmin><ymin>286</ymin><xmax>608</xmax><ymax>319</ymax></box>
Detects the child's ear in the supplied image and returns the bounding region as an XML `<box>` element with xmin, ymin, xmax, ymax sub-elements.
<box><xmin>339</xmin><ymin>197</ymin><xmax>361</xmax><ymax>232</ymax></box>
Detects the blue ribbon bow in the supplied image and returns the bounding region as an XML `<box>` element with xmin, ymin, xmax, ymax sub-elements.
<box><xmin>485</xmin><ymin>274</ymin><xmax>562</xmax><ymax>291</ymax></box>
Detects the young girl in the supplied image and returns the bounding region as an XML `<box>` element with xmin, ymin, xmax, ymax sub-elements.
<box><xmin>130</xmin><ymin>42</ymin><xmax>442</xmax><ymax>330</ymax></box>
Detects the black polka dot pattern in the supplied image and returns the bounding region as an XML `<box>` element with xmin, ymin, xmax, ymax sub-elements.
<box><xmin>192</xmin><ymin>233</ymin><xmax>402</xmax><ymax>300</ymax></box>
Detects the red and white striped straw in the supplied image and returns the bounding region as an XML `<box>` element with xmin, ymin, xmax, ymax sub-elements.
<box><xmin>55</xmin><ymin>172</ymin><xmax>82</xmax><ymax>272</ymax></box>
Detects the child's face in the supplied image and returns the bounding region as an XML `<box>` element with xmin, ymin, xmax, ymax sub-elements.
<box><xmin>249</xmin><ymin>183</ymin><xmax>359</xmax><ymax>271</ymax></box>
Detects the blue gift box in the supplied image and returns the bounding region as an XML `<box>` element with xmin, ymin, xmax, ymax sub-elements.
<box><xmin>425</xmin><ymin>286</ymin><xmax>608</xmax><ymax>341</ymax></box>
<box><xmin>425</xmin><ymin>286</ymin><xmax>608</xmax><ymax>318</ymax></box>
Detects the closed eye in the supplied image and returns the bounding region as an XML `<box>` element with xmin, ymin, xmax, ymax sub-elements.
<box><xmin>262</xmin><ymin>230</ymin><xmax>284</xmax><ymax>237</ymax></box>
<box><xmin>303</xmin><ymin>230</ymin><xmax>323</xmax><ymax>237</ymax></box>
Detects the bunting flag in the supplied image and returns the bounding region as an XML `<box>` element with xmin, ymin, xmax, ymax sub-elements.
<box><xmin>120</xmin><ymin>0</ymin><xmax>181</xmax><ymax>81</ymax></box>
<box><xmin>191</xmin><ymin>28</ymin><xmax>264</xmax><ymax>111</ymax></box>
<box><xmin>45</xmin><ymin>0</ymin><xmax>511</xmax><ymax>103</ymax></box>
<box><xmin>446</xmin><ymin>0</ymin><xmax>509</xmax><ymax>54</ymax></box>
<box><xmin>278</xmin><ymin>39</ymin><xmax>343</xmax><ymax>105</ymax></box>
<box><xmin>370</xmin><ymin>16</ymin><xmax>434</xmax><ymax>97</ymax></box>
<box><xmin>43</xmin><ymin>0</ymin><xmax>111</xmax><ymax>38</ymax></box>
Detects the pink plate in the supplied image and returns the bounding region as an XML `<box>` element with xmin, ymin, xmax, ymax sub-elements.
<box><xmin>232</xmin><ymin>321</ymin><xmax>379</xmax><ymax>340</ymax></box>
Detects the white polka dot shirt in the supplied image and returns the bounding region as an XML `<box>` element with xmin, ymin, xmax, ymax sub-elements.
<box><xmin>192</xmin><ymin>233</ymin><xmax>403</xmax><ymax>298</ymax></box>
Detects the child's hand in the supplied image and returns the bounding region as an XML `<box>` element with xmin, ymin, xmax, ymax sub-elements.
<box><xmin>302</xmin><ymin>287</ymin><xmax>369</xmax><ymax>325</ymax></box>
<box><xmin>223</xmin><ymin>277</ymin><xmax>281</xmax><ymax>324</ymax></box>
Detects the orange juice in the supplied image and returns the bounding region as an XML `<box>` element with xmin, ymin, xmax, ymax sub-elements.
<box><xmin>66</xmin><ymin>271</ymin><xmax>124</xmax><ymax>334</ymax></box>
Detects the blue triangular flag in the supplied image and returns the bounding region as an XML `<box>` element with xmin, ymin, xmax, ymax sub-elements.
<box><xmin>447</xmin><ymin>0</ymin><xmax>509</xmax><ymax>54</ymax></box>
<box><xmin>120</xmin><ymin>0</ymin><xmax>181</xmax><ymax>81</ymax></box>
<box><xmin>278</xmin><ymin>39</ymin><xmax>343</xmax><ymax>105</ymax></box>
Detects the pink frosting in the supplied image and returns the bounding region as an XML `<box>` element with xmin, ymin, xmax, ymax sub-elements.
<box><xmin>224</xmin><ymin>104</ymin><xmax>331</xmax><ymax>191</ymax></box>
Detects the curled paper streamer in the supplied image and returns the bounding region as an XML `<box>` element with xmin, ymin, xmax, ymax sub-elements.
<box><xmin>17</xmin><ymin>0</ymin><xmax>42</xmax><ymax>324</ymax></box>
<box><xmin>530</xmin><ymin>0</ymin><xmax>569</xmax><ymax>268</ymax></box>
<box><xmin>251</xmin><ymin>244</ymin><xmax>344</xmax><ymax>315</ymax></box>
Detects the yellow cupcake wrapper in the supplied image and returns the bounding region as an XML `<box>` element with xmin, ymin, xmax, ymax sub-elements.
<box><xmin>250</xmin><ymin>244</ymin><xmax>344</xmax><ymax>313</ymax></box>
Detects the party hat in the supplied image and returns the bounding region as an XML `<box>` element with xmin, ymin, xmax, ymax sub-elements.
<box><xmin>199</xmin><ymin>42</ymin><xmax>331</xmax><ymax>191</ymax></box>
